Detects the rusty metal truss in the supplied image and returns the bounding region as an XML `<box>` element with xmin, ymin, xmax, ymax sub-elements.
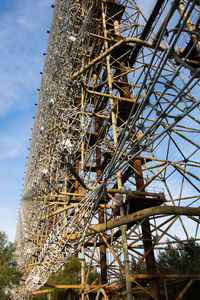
<box><xmin>14</xmin><ymin>0</ymin><xmax>200</xmax><ymax>299</ymax></box>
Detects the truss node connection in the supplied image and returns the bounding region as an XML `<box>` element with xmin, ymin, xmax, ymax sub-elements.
<box><xmin>15</xmin><ymin>0</ymin><xmax>200</xmax><ymax>299</ymax></box>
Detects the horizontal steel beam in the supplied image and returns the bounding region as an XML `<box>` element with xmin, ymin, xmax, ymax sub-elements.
<box><xmin>61</xmin><ymin>206</ymin><xmax>200</xmax><ymax>241</ymax></box>
<box><xmin>88</xmin><ymin>206</ymin><xmax>200</xmax><ymax>234</ymax></box>
<box><xmin>133</xmin><ymin>274</ymin><xmax>200</xmax><ymax>280</ymax></box>
<box><xmin>44</xmin><ymin>283</ymin><xmax>122</xmax><ymax>290</ymax></box>
<box><xmin>31</xmin><ymin>289</ymin><xmax>53</xmax><ymax>295</ymax></box>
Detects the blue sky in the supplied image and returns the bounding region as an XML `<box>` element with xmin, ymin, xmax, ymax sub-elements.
<box><xmin>0</xmin><ymin>0</ymin><xmax>52</xmax><ymax>241</ymax></box>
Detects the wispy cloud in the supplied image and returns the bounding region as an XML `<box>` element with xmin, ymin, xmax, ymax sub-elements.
<box><xmin>0</xmin><ymin>136</ymin><xmax>24</xmax><ymax>160</ymax></box>
<box><xmin>0</xmin><ymin>0</ymin><xmax>52</xmax><ymax>116</ymax></box>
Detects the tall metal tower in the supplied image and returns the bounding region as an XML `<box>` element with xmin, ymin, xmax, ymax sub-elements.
<box><xmin>15</xmin><ymin>0</ymin><xmax>200</xmax><ymax>299</ymax></box>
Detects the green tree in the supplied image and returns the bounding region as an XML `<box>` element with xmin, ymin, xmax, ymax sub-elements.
<box><xmin>34</xmin><ymin>256</ymin><xmax>81</xmax><ymax>300</ymax></box>
<box><xmin>157</xmin><ymin>240</ymin><xmax>200</xmax><ymax>299</ymax></box>
<box><xmin>33</xmin><ymin>257</ymin><xmax>102</xmax><ymax>300</ymax></box>
<box><xmin>0</xmin><ymin>231</ymin><xmax>21</xmax><ymax>299</ymax></box>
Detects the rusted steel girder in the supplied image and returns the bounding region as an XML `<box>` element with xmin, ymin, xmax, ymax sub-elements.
<box><xmin>95</xmin><ymin>99</ymin><xmax>108</xmax><ymax>284</ymax></box>
<box><xmin>133</xmin><ymin>274</ymin><xmax>200</xmax><ymax>280</ymax></box>
<box><xmin>61</xmin><ymin>206</ymin><xmax>200</xmax><ymax>241</ymax></box>
<box><xmin>132</xmin><ymin>156</ymin><xmax>160</xmax><ymax>300</ymax></box>
<box><xmin>88</xmin><ymin>206</ymin><xmax>200</xmax><ymax>234</ymax></box>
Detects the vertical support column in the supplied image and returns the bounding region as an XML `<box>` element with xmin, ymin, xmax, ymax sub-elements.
<box><xmin>75</xmin><ymin>159</ymin><xmax>80</xmax><ymax>199</ymax></box>
<box><xmin>116</xmin><ymin>38</ymin><xmax>160</xmax><ymax>299</ymax></box>
<box><xmin>95</xmin><ymin>109</ymin><xmax>108</xmax><ymax>284</ymax></box>
<box><xmin>48</xmin><ymin>293</ymin><xmax>51</xmax><ymax>300</ymax></box>
<box><xmin>75</xmin><ymin>158</ymin><xmax>86</xmax><ymax>299</ymax></box>
<box><xmin>81</xmin><ymin>246</ymin><xmax>86</xmax><ymax>300</ymax></box>
<box><xmin>80</xmin><ymin>86</ymin><xmax>86</xmax><ymax>300</ymax></box>
<box><xmin>133</xmin><ymin>157</ymin><xmax>160</xmax><ymax>300</ymax></box>
<box><xmin>101</xmin><ymin>2</ymin><xmax>132</xmax><ymax>299</ymax></box>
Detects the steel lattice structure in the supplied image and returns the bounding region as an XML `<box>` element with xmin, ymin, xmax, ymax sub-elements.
<box><xmin>15</xmin><ymin>0</ymin><xmax>200</xmax><ymax>299</ymax></box>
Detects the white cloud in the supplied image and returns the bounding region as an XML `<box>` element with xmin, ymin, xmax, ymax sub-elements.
<box><xmin>16</xmin><ymin>17</ymin><xmax>35</xmax><ymax>29</ymax></box>
<box><xmin>0</xmin><ymin>0</ymin><xmax>52</xmax><ymax>116</ymax></box>
<box><xmin>0</xmin><ymin>136</ymin><xmax>24</xmax><ymax>159</ymax></box>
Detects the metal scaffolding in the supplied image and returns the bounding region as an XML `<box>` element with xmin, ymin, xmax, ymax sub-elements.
<box><xmin>15</xmin><ymin>0</ymin><xmax>200</xmax><ymax>299</ymax></box>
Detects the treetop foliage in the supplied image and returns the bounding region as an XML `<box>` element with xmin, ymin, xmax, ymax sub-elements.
<box><xmin>0</xmin><ymin>231</ymin><xmax>21</xmax><ymax>299</ymax></box>
<box><xmin>157</xmin><ymin>239</ymin><xmax>200</xmax><ymax>274</ymax></box>
<box><xmin>157</xmin><ymin>239</ymin><xmax>200</xmax><ymax>300</ymax></box>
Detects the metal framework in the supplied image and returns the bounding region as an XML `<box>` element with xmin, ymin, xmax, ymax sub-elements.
<box><xmin>15</xmin><ymin>0</ymin><xmax>200</xmax><ymax>299</ymax></box>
